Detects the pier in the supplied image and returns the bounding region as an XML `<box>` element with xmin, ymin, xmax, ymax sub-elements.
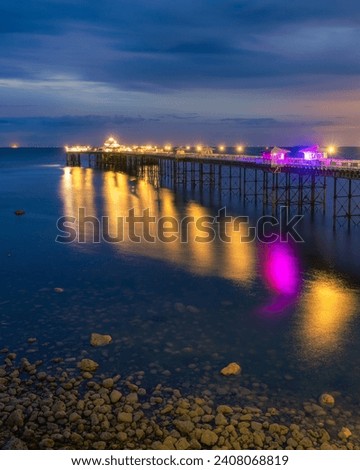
<box><xmin>65</xmin><ymin>148</ymin><xmax>360</xmax><ymax>226</ymax></box>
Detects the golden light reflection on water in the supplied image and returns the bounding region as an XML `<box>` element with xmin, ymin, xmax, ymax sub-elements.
<box><xmin>60</xmin><ymin>167</ymin><xmax>97</xmax><ymax>244</ymax></box>
<box><xmin>299</xmin><ymin>272</ymin><xmax>358</xmax><ymax>360</ymax></box>
<box><xmin>60</xmin><ymin>167</ymin><xmax>256</xmax><ymax>285</ymax></box>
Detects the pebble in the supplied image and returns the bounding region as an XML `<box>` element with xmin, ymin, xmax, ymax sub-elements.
<box><xmin>93</xmin><ymin>441</ymin><xmax>106</xmax><ymax>450</ymax></box>
<box><xmin>174</xmin><ymin>419</ymin><xmax>195</xmax><ymax>435</ymax></box>
<box><xmin>77</xmin><ymin>359</ymin><xmax>99</xmax><ymax>372</ymax></box>
<box><xmin>251</xmin><ymin>421</ymin><xmax>263</xmax><ymax>432</ymax></box>
<box><xmin>220</xmin><ymin>362</ymin><xmax>241</xmax><ymax>376</ymax></box>
<box><xmin>126</xmin><ymin>393</ymin><xmax>138</xmax><ymax>404</ymax></box>
<box><xmin>7</xmin><ymin>409</ymin><xmax>24</xmax><ymax>429</ymax></box>
<box><xmin>200</xmin><ymin>430</ymin><xmax>218</xmax><ymax>446</ymax></box>
<box><xmin>102</xmin><ymin>378</ymin><xmax>114</xmax><ymax>389</ymax></box>
<box><xmin>215</xmin><ymin>413</ymin><xmax>228</xmax><ymax>426</ymax></box>
<box><xmin>2</xmin><ymin>437</ymin><xmax>28</xmax><ymax>450</ymax></box>
<box><xmin>90</xmin><ymin>333</ymin><xmax>112</xmax><ymax>347</ymax></box>
<box><xmin>110</xmin><ymin>390</ymin><xmax>122</xmax><ymax>404</ymax></box>
<box><xmin>69</xmin><ymin>412</ymin><xmax>81</xmax><ymax>423</ymax></box>
<box><xmin>40</xmin><ymin>438</ymin><xmax>55</xmax><ymax>449</ymax></box>
<box><xmin>217</xmin><ymin>405</ymin><xmax>233</xmax><ymax>414</ymax></box>
<box><xmin>117</xmin><ymin>412</ymin><xmax>133</xmax><ymax>423</ymax></box>
<box><xmin>319</xmin><ymin>394</ymin><xmax>335</xmax><ymax>408</ymax></box>
<box><xmin>0</xmin><ymin>343</ymin><xmax>359</xmax><ymax>451</ymax></box>
<box><xmin>175</xmin><ymin>437</ymin><xmax>190</xmax><ymax>450</ymax></box>
<box><xmin>338</xmin><ymin>427</ymin><xmax>352</xmax><ymax>440</ymax></box>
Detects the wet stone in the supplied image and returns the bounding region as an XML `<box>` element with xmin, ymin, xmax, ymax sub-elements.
<box><xmin>215</xmin><ymin>413</ymin><xmax>228</xmax><ymax>426</ymax></box>
<box><xmin>117</xmin><ymin>412</ymin><xmax>133</xmax><ymax>424</ymax></box>
<box><xmin>40</xmin><ymin>438</ymin><xmax>55</xmax><ymax>449</ymax></box>
<box><xmin>7</xmin><ymin>409</ymin><xmax>24</xmax><ymax>429</ymax></box>
<box><xmin>200</xmin><ymin>430</ymin><xmax>218</xmax><ymax>447</ymax></box>
<box><xmin>90</xmin><ymin>333</ymin><xmax>112</xmax><ymax>347</ymax></box>
<box><xmin>110</xmin><ymin>390</ymin><xmax>122</xmax><ymax>404</ymax></box>
<box><xmin>102</xmin><ymin>378</ymin><xmax>114</xmax><ymax>389</ymax></box>
<box><xmin>338</xmin><ymin>427</ymin><xmax>352</xmax><ymax>440</ymax></box>
<box><xmin>220</xmin><ymin>362</ymin><xmax>241</xmax><ymax>376</ymax></box>
<box><xmin>174</xmin><ymin>419</ymin><xmax>195</xmax><ymax>435</ymax></box>
<box><xmin>319</xmin><ymin>394</ymin><xmax>335</xmax><ymax>408</ymax></box>
<box><xmin>78</xmin><ymin>359</ymin><xmax>99</xmax><ymax>372</ymax></box>
<box><xmin>2</xmin><ymin>437</ymin><xmax>28</xmax><ymax>450</ymax></box>
<box><xmin>92</xmin><ymin>441</ymin><xmax>106</xmax><ymax>450</ymax></box>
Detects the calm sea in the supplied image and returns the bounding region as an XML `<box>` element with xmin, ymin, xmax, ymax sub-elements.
<box><xmin>1</xmin><ymin>147</ymin><xmax>360</xmax><ymax>413</ymax></box>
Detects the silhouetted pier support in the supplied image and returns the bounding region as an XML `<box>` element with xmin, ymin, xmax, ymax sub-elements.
<box><xmin>66</xmin><ymin>153</ymin><xmax>81</xmax><ymax>166</ymax></box>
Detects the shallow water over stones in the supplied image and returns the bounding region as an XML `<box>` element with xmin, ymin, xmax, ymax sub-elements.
<box><xmin>1</xmin><ymin>148</ymin><xmax>360</xmax><ymax>449</ymax></box>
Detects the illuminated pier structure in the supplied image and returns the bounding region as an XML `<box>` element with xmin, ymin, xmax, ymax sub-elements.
<box><xmin>65</xmin><ymin>140</ymin><xmax>360</xmax><ymax>225</ymax></box>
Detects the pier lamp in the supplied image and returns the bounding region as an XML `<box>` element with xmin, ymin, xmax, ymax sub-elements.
<box><xmin>327</xmin><ymin>145</ymin><xmax>336</xmax><ymax>156</ymax></box>
<box><xmin>219</xmin><ymin>145</ymin><xmax>225</xmax><ymax>152</ymax></box>
<box><xmin>196</xmin><ymin>145</ymin><xmax>203</xmax><ymax>152</ymax></box>
<box><xmin>164</xmin><ymin>144</ymin><xmax>172</xmax><ymax>152</ymax></box>
<box><xmin>186</xmin><ymin>146</ymin><xmax>191</xmax><ymax>150</ymax></box>
<box><xmin>237</xmin><ymin>145</ymin><xmax>244</xmax><ymax>153</ymax></box>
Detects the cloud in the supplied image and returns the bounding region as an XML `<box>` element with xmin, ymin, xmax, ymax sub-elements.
<box><xmin>220</xmin><ymin>117</ymin><xmax>336</xmax><ymax>128</ymax></box>
<box><xmin>0</xmin><ymin>113</ymin><xmax>344</xmax><ymax>147</ymax></box>
<box><xmin>1</xmin><ymin>0</ymin><xmax>360</xmax><ymax>93</ymax></box>
<box><xmin>1</xmin><ymin>1</ymin><xmax>360</xmax><ymax>144</ymax></box>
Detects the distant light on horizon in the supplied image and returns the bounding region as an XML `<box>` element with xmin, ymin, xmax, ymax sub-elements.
<box><xmin>10</xmin><ymin>143</ymin><xmax>19</xmax><ymax>149</ymax></box>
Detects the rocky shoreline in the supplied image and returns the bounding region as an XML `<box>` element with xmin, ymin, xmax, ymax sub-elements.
<box><xmin>0</xmin><ymin>344</ymin><xmax>359</xmax><ymax>450</ymax></box>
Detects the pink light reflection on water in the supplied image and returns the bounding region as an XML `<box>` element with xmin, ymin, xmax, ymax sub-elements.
<box><xmin>259</xmin><ymin>242</ymin><xmax>301</xmax><ymax>316</ymax></box>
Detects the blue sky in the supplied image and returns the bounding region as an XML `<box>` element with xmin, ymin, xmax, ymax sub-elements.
<box><xmin>1</xmin><ymin>0</ymin><xmax>360</xmax><ymax>146</ymax></box>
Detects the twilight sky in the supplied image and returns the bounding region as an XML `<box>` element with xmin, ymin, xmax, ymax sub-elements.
<box><xmin>1</xmin><ymin>0</ymin><xmax>360</xmax><ymax>146</ymax></box>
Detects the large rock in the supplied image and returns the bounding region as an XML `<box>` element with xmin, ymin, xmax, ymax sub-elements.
<box><xmin>220</xmin><ymin>362</ymin><xmax>241</xmax><ymax>376</ymax></box>
<box><xmin>77</xmin><ymin>359</ymin><xmax>99</xmax><ymax>372</ymax></box>
<box><xmin>90</xmin><ymin>333</ymin><xmax>112</xmax><ymax>347</ymax></box>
